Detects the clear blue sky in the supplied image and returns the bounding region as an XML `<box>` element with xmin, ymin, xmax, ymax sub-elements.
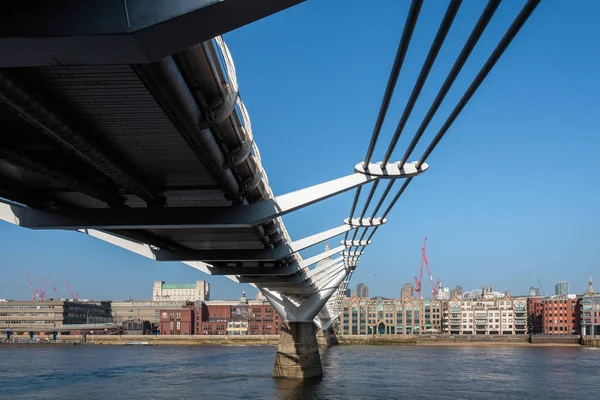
<box><xmin>1</xmin><ymin>1</ymin><xmax>599</xmax><ymax>301</ymax></box>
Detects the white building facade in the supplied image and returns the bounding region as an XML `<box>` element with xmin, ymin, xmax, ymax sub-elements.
<box><xmin>152</xmin><ymin>281</ymin><xmax>210</xmax><ymax>302</ymax></box>
<box><xmin>444</xmin><ymin>293</ymin><xmax>527</xmax><ymax>335</ymax></box>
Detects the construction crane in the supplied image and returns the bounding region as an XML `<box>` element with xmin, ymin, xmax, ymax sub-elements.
<box><xmin>537</xmin><ymin>279</ymin><xmax>547</xmax><ymax>297</ymax></box>
<box><xmin>39</xmin><ymin>276</ymin><xmax>49</xmax><ymax>301</ymax></box>
<box><xmin>64</xmin><ymin>280</ymin><xmax>78</xmax><ymax>300</ymax></box>
<box><xmin>414</xmin><ymin>238</ymin><xmax>441</xmax><ymax>299</ymax></box>
<box><xmin>50</xmin><ymin>281</ymin><xmax>58</xmax><ymax>299</ymax></box>
<box><xmin>24</xmin><ymin>268</ymin><xmax>37</xmax><ymax>301</ymax></box>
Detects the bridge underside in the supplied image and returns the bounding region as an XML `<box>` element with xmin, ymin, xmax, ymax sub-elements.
<box><xmin>0</xmin><ymin>0</ymin><xmax>347</xmax><ymax>379</ymax></box>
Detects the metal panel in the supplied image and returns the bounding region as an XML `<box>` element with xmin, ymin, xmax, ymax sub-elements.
<box><xmin>20</xmin><ymin>65</ymin><xmax>219</xmax><ymax>189</ymax></box>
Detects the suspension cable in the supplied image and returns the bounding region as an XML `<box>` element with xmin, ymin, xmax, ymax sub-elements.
<box><xmin>364</xmin><ymin>0</ymin><xmax>423</xmax><ymax>166</ymax></box>
<box><xmin>381</xmin><ymin>0</ymin><xmax>462</xmax><ymax>168</ymax></box>
<box><xmin>418</xmin><ymin>0</ymin><xmax>541</xmax><ymax>168</ymax></box>
<box><xmin>399</xmin><ymin>0</ymin><xmax>501</xmax><ymax>167</ymax></box>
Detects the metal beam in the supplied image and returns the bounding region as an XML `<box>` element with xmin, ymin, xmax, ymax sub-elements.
<box><xmin>0</xmin><ymin>0</ymin><xmax>306</xmax><ymax>66</ymax></box>
<box><xmin>0</xmin><ymin>147</ymin><xmax>125</xmax><ymax>206</ymax></box>
<box><xmin>290</xmin><ymin>224</ymin><xmax>352</xmax><ymax>253</ymax></box>
<box><xmin>299</xmin><ymin>245</ymin><xmax>344</xmax><ymax>269</ymax></box>
<box><xmin>10</xmin><ymin>172</ymin><xmax>380</xmax><ymax>230</ymax></box>
<box><xmin>306</xmin><ymin>257</ymin><xmax>344</xmax><ymax>279</ymax></box>
<box><xmin>207</xmin><ymin>264</ymin><xmax>301</xmax><ymax>276</ymax></box>
<box><xmin>259</xmin><ymin>266</ymin><xmax>349</xmax><ymax>322</ymax></box>
<box><xmin>155</xmin><ymin>223</ymin><xmax>353</xmax><ymax>261</ymax></box>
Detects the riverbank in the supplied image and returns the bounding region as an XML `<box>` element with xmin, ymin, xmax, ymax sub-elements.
<box><xmin>2</xmin><ymin>334</ymin><xmax>593</xmax><ymax>347</ymax></box>
<box><xmin>337</xmin><ymin>334</ymin><xmax>584</xmax><ymax>347</ymax></box>
<box><xmin>38</xmin><ymin>334</ymin><xmax>281</xmax><ymax>346</ymax></box>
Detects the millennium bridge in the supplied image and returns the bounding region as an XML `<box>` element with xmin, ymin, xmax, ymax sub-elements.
<box><xmin>0</xmin><ymin>0</ymin><xmax>539</xmax><ymax>379</ymax></box>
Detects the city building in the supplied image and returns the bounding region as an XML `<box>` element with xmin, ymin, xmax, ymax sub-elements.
<box><xmin>401</xmin><ymin>283</ymin><xmax>414</xmax><ymax>299</ymax></box>
<box><xmin>463</xmin><ymin>286</ymin><xmax>505</xmax><ymax>299</ymax></box>
<box><xmin>356</xmin><ymin>283</ymin><xmax>369</xmax><ymax>298</ymax></box>
<box><xmin>527</xmin><ymin>297</ymin><xmax>544</xmax><ymax>334</ymax></box>
<box><xmin>345</xmin><ymin>289</ymin><xmax>352</xmax><ymax>298</ymax></box>
<box><xmin>153</xmin><ymin>280</ymin><xmax>210</xmax><ymax>301</ymax></box>
<box><xmin>339</xmin><ymin>296</ymin><xmax>443</xmax><ymax>335</ymax></box>
<box><xmin>157</xmin><ymin>292</ymin><xmax>283</xmax><ymax>336</ymax></box>
<box><xmin>437</xmin><ymin>286</ymin><xmax>450</xmax><ymax>300</ymax></box>
<box><xmin>121</xmin><ymin>321</ymin><xmax>152</xmax><ymax>335</ymax></box>
<box><xmin>450</xmin><ymin>286</ymin><xmax>463</xmax><ymax>299</ymax></box>
<box><xmin>443</xmin><ymin>292</ymin><xmax>527</xmax><ymax>335</ymax></box>
<box><xmin>0</xmin><ymin>300</ymin><xmax>112</xmax><ymax>332</ymax></box>
<box><xmin>555</xmin><ymin>281</ymin><xmax>570</xmax><ymax>296</ymax></box>
<box><xmin>112</xmin><ymin>300</ymin><xmax>189</xmax><ymax>326</ymax></box>
<box><xmin>159</xmin><ymin>306</ymin><xmax>194</xmax><ymax>335</ymax></box>
<box><xmin>580</xmin><ymin>276</ymin><xmax>600</xmax><ymax>336</ymax></box>
<box><xmin>529</xmin><ymin>286</ymin><xmax>541</xmax><ymax>297</ymax></box>
<box><xmin>541</xmin><ymin>298</ymin><xmax>580</xmax><ymax>335</ymax></box>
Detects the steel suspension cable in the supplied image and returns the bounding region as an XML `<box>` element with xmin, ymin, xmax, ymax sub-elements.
<box><xmin>352</xmin><ymin>0</ymin><xmax>461</xmax><ymax>246</ymax></box>
<box><xmin>381</xmin><ymin>0</ymin><xmax>462</xmax><ymax>167</ymax></box>
<box><xmin>363</xmin><ymin>0</ymin><xmax>423</xmax><ymax>167</ymax></box>
<box><xmin>418</xmin><ymin>0</ymin><xmax>541</xmax><ymax>168</ymax></box>
<box><xmin>358</xmin><ymin>0</ymin><xmax>540</xmax><ymax>253</ymax></box>
<box><xmin>398</xmin><ymin>0</ymin><xmax>501</xmax><ymax>167</ymax></box>
<box><xmin>347</xmin><ymin>0</ymin><xmax>423</xmax><ymax>245</ymax></box>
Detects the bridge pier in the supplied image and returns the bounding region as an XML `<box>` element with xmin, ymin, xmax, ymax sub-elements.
<box><xmin>273</xmin><ymin>322</ymin><xmax>322</xmax><ymax>380</ymax></box>
<box><xmin>316</xmin><ymin>327</ymin><xmax>338</xmax><ymax>349</ymax></box>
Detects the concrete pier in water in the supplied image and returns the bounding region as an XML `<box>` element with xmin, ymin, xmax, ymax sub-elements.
<box><xmin>273</xmin><ymin>322</ymin><xmax>323</xmax><ymax>379</ymax></box>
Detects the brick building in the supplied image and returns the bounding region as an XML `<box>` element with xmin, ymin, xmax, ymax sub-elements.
<box><xmin>527</xmin><ymin>297</ymin><xmax>544</xmax><ymax>334</ymax></box>
<box><xmin>542</xmin><ymin>298</ymin><xmax>580</xmax><ymax>335</ymax></box>
<box><xmin>159</xmin><ymin>306</ymin><xmax>194</xmax><ymax>335</ymax></box>
<box><xmin>158</xmin><ymin>292</ymin><xmax>282</xmax><ymax>336</ymax></box>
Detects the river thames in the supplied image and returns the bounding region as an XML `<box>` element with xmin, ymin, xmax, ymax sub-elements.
<box><xmin>1</xmin><ymin>345</ymin><xmax>598</xmax><ymax>399</ymax></box>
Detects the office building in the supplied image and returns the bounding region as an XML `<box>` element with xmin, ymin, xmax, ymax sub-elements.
<box><xmin>345</xmin><ymin>289</ymin><xmax>352</xmax><ymax>298</ymax></box>
<box><xmin>153</xmin><ymin>280</ymin><xmax>210</xmax><ymax>301</ymax></box>
<box><xmin>356</xmin><ymin>283</ymin><xmax>369</xmax><ymax>298</ymax></box>
<box><xmin>401</xmin><ymin>283</ymin><xmax>414</xmax><ymax>299</ymax></box>
<box><xmin>529</xmin><ymin>286</ymin><xmax>541</xmax><ymax>297</ymax></box>
<box><xmin>555</xmin><ymin>281</ymin><xmax>570</xmax><ymax>296</ymax></box>
<box><xmin>111</xmin><ymin>300</ymin><xmax>189</xmax><ymax>326</ymax></box>
<box><xmin>0</xmin><ymin>300</ymin><xmax>111</xmax><ymax>332</ymax></box>
<box><xmin>443</xmin><ymin>293</ymin><xmax>527</xmax><ymax>335</ymax></box>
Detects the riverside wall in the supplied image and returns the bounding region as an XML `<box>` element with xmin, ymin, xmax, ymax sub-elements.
<box><xmin>338</xmin><ymin>334</ymin><xmax>585</xmax><ymax>346</ymax></box>
<box><xmin>57</xmin><ymin>334</ymin><xmax>280</xmax><ymax>345</ymax></box>
<box><xmin>5</xmin><ymin>333</ymin><xmax>595</xmax><ymax>347</ymax></box>
<box><xmin>580</xmin><ymin>337</ymin><xmax>600</xmax><ymax>347</ymax></box>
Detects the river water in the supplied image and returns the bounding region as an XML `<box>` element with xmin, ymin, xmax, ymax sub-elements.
<box><xmin>0</xmin><ymin>345</ymin><xmax>598</xmax><ymax>399</ymax></box>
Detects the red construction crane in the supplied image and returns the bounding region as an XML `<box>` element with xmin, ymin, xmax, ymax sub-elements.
<box><xmin>39</xmin><ymin>276</ymin><xmax>49</xmax><ymax>301</ymax></box>
<box><xmin>414</xmin><ymin>239</ymin><xmax>425</xmax><ymax>299</ymax></box>
<box><xmin>414</xmin><ymin>238</ymin><xmax>442</xmax><ymax>299</ymax></box>
<box><xmin>50</xmin><ymin>281</ymin><xmax>58</xmax><ymax>299</ymax></box>
<box><xmin>64</xmin><ymin>280</ymin><xmax>77</xmax><ymax>300</ymax></box>
<box><xmin>24</xmin><ymin>268</ymin><xmax>37</xmax><ymax>301</ymax></box>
